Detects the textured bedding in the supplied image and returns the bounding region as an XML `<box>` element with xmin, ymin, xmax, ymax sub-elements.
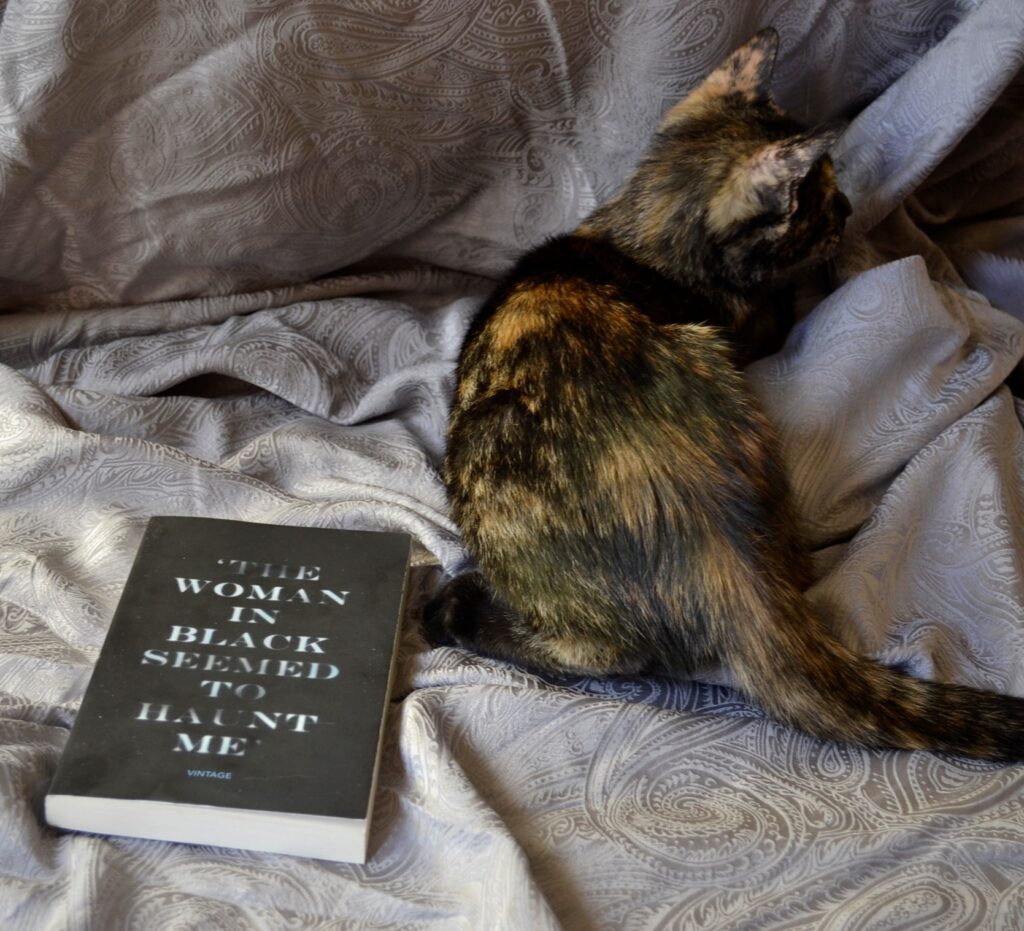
<box><xmin>2</xmin><ymin>1</ymin><xmax>1024</xmax><ymax>928</ymax></box>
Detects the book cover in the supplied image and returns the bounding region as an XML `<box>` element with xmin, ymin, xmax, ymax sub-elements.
<box><xmin>45</xmin><ymin>516</ymin><xmax>412</xmax><ymax>863</ymax></box>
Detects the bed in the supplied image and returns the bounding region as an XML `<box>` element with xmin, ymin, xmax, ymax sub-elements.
<box><xmin>2</xmin><ymin>1</ymin><xmax>1023</xmax><ymax>928</ymax></box>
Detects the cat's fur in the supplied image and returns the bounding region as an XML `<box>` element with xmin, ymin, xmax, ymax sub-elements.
<box><xmin>423</xmin><ymin>28</ymin><xmax>1024</xmax><ymax>761</ymax></box>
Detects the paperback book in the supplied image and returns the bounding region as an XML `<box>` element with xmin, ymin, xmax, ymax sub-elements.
<box><xmin>46</xmin><ymin>515</ymin><xmax>412</xmax><ymax>863</ymax></box>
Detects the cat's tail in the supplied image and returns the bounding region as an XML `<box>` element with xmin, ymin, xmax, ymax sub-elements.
<box><xmin>705</xmin><ymin>551</ymin><xmax>1024</xmax><ymax>761</ymax></box>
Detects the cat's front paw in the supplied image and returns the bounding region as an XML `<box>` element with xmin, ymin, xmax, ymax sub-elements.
<box><xmin>421</xmin><ymin>572</ymin><xmax>487</xmax><ymax>648</ymax></box>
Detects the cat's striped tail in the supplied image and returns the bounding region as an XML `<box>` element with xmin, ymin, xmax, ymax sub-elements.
<box><xmin>708</xmin><ymin>551</ymin><xmax>1024</xmax><ymax>761</ymax></box>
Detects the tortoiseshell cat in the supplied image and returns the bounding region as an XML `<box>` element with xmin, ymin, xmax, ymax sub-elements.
<box><xmin>424</xmin><ymin>29</ymin><xmax>1024</xmax><ymax>761</ymax></box>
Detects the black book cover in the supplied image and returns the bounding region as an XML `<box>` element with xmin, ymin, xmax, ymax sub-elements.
<box><xmin>46</xmin><ymin>516</ymin><xmax>411</xmax><ymax>859</ymax></box>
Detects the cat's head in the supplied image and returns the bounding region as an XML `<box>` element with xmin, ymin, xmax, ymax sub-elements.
<box><xmin>588</xmin><ymin>28</ymin><xmax>851</xmax><ymax>291</ymax></box>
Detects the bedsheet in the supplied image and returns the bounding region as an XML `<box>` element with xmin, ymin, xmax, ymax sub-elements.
<box><xmin>2</xmin><ymin>1</ymin><xmax>1024</xmax><ymax>928</ymax></box>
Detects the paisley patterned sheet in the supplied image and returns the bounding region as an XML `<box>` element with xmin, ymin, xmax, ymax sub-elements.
<box><xmin>2</xmin><ymin>1</ymin><xmax>1024</xmax><ymax>928</ymax></box>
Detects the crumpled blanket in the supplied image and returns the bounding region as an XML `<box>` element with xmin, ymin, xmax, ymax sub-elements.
<box><xmin>2</xmin><ymin>1</ymin><xmax>1023</xmax><ymax>928</ymax></box>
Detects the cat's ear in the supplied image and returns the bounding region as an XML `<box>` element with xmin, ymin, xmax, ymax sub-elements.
<box><xmin>701</xmin><ymin>27</ymin><xmax>780</xmax><ymax>101</ymax></box>
<box><xmin>662</xmin><ymin>28</ymin><xmax>780</xmax><ymax>127</ymax></box>
<box><xmin>707</xmin><ymin>125</ymin><xmax>843</xmax><ymax>234</ymax></box>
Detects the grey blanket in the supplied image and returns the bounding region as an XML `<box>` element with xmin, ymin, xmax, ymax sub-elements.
<box><xmin>2</xmin><ymin>1</ymin><xmax>1024</xmax><ymax>928</ymax></box>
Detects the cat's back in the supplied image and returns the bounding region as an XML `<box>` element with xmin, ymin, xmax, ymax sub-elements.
<box><xmin>453</xmin><ymin>233</ymin><xmax>723</xmax><ymax>415</ymax></box>
<box><xmin>444</xmin><ymin>230</ymin><xmax>779</xmax><ymax>624</ymax></box>
<box><xmin>445</xmin><ymin>233</ymin><xmax>758</xmax><ymax>523</ymax></box>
